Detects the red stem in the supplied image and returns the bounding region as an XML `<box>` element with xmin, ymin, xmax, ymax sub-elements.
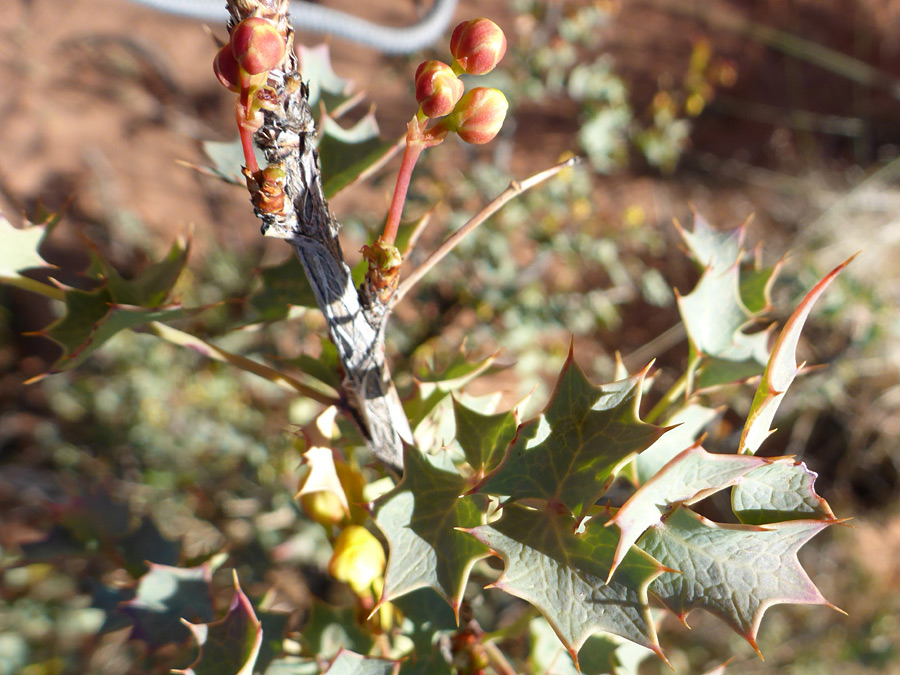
<box><xmin>381</xmin><ymin>139</ymin><xmax>424</xmax><ymax>246</ymax></box>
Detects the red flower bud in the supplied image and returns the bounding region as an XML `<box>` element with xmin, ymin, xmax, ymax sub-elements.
<box><xmin>414</xmin><ymin>60</ymin><xmax>464</xmax><ymax>118</ymax></box>
<box><xmin>449</xmin><ymin>18</ymin><xmax>507</xmax><ymax>75</ymax></box>
<box><xmin>451</xmin><ymin>87</ymin><xmax>508</xmax><ymax>144</ymax></box>
<box><xmin>213</xmin><ymin>43</ymin><xmax>241</xmax><ymax>93</ymax></box>
<box><xmin>230</xmin><ymin>17</ymin><xmax>286</xmax><ymax>75</ymax></box>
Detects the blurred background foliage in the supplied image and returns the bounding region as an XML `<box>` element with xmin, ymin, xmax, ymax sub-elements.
<box><xmin>2</xmin><ymin>0</ymin><xmax>900</xmax><ymax>672</ymax></box>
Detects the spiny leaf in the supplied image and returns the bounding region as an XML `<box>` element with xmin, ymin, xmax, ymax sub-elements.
<box><xmin>674</xmin><ymin>213</ymin><xmax>781</xmax><ymax>393</ymax></box>
<box><xmin>475</xmin><ymin>351</ymin><xmax>665</xmax><ymax>518</ymax></box>
<box><xmin>640</xmin><ymin>505</ymin><xmax>838</xmax><ymax>653</ymax></box>
<box><xmin>89</xmin><ymin>235</ymin><xmax>190</xmax><ymax>307</ymax></box>
<box><xmin>323</xmin><ymin>649</ymin><xmax>397</xmax><ymax>675</ymax></box>
<box><xmin>607</xmin><ymin>445</ymin><xmax>784</xmax><ymax>580</ymax></box>
<box><xmin>297</xmin><ymin>43</ymin><xmax>352</xmax><ymax>110</ymax></box>
<box><xmin>391</xmin><ymin>589</ymin><xmax>456</xmax><ymax>674</ymax></box>
<box><xmin>452</xmin><ymin>398</ymin><xmax>517</xmax><ymax>474</ymax></box>
<box><xmin>739</xmin><ymin>256</ymin><xmax>855</xmax><ymax>454</ymax></box>
<box><xmin>373</xmin><ymin>447</ymin><xmax>490</xmax><ymax>618</ymax></box>
<box><xmin>248</xmin><ymin>256</ymin><xmax>317</xmax><ymax>321</ymax></box>
<box><xmin>300</xmin><ymin>600</ymin><xmax>374</xmax><ymax>660</ymax></box>
<box><xmin>467</xmin><ymin>503</ymin><xmax>665</xmax><ymax>661</ymax></box>
<box><xmin>117</xmin><ymin>515</ymin><xmax>181</xmax><ymax>578</ymax></box>
<box><xmin>0</xmin><ymin>210</ymin><xmax>59</xmax><ymax>286</ymax></box>
<box><xmin>41</xmin><ymin>297</ymin><xmax>202</xmax><ymax>373</ymax></box>
<box><xmin>675</xmin><ymin>211</ymin><xmax>746</xmax><ymax>273</ymax></box>
<box><xmin>319</xmin><ymin>110</ymin><xmax>399</xmax><ymax>199</ymax></box>
<box><xmin>119</xmin><ymin>562</ymin><xmax>215</xmax><ymax>648</ymax></box>
<box><xmin>176</xmin><ymin>571</ymin><xmax>262</xmax><ymax>675</ymax></box>
<box><xmin>732</xmin><ymin>461</ymin><xmax>836</xmax><ymax>525</ymax></box>
<box><xmin>632</xmin><ymin>403</ymin><xmax>721</xmax><ymax>484</ymax></box>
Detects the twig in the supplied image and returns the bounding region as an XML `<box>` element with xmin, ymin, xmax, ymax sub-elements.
<box><xmin>391</xmin><ymin>156</ymin><xmax>581</xmax><ymax>306</ymax></box>
<box><xmin>146</xmin><ymin>321</ymin><xmax>340</xmax><ymax>405</ymax></box>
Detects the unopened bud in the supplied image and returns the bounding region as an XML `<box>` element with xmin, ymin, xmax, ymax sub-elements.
<box><xmin>415</xmin><ymin>60</ymin><xmax>464</xmax><ymax>118</ymax></box>
<box><xmin>328</xmin><ymin>525</ymin><xmax>385</xmax><ymax>596</ymax></box>
<box><xmin>451</xmin><ymin>87</ymin><xmax>508</xmax><ymax>144</ymax></box>
<box><xmin>213</xmin><ymin>43</ymin><xmax>241</xmax><ymax>93</ymax></box>
<box><xmin>230</xmin><ymin>17</ymin><xmax>286</xmax><ymax>75</ymax></box>
<box><xmin>449</xmin><ymin>18</ymin><xmax>507</xmax><ymax>75</ymax></box>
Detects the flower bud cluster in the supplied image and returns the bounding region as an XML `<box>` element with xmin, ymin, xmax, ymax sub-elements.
<box><xmin>213</xmin><ymin>16</ymin><xmax>286</xmax><ymax>110</ymax></box>
<box><xmin>413</xmin><ymin>18</ymin><xmax>508</xmax><ymax>145</ymax></box>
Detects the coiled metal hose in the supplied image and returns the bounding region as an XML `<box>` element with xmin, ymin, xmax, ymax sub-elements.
<box><xmin>127</xmin><ymin>0</ymin><xmax>458</xmax><ymax>54</ymax></box>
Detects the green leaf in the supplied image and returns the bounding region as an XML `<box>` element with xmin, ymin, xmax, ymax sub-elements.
<box><xmin>739</xmin><ymin>256</ymin><xmax>854</xmax><ymax>454</ymax></box>
<box><xmin>732</xmin><ymin>461</ymin><xmax>836</xmax><ymax>525</ymax></box>
<box><xmin>297</xmin><ymin>43</ymin><xmax>352</xmax><ymax>110</ymax></box>
<box><xmin>319</xmin><ymin>111</ymin><xmax>398</xmax><ymax>199</ymax></box>
<box><xmin>374</xmin><ymin>447</ymin><xmax>490</xmax><ymax>617</ymax></box>
<box><xmin>177</xmin><ymin>571</ymin><xmax>263</xmax><ymax>675</ymax></box>
<box><xmin>119</xmin><ymin>563</ymin><xmax>215</xmax><ymax>648</ymax></box>
<box><xmin>249</xmin><ymin>256</ymin><xmax>317</xmax><ymax>322</ymax></box>
<box><xmin>90</xmin><ymin>235</ymin><xmax>190</xmax><ymax>307</ymax></box>
<box><xmin>632</xmin><ymin>403</ymin><xmax>720</xmax><ymax>484</ymax></box>
<box><xmin>323</xmin><ymin>650</ymin><xmax>397</xmax><ymax>675</ymax></box>
<box><xmin>391</xmin><ymin>589</ymin><xmax>456</xmax><ymax>675</ymax></box>
<box><xmin>116</xmin><ymin>515</ymin><xmax>181</xmax><ymax>578</ymax></box>
<box><xmin>467</xmin><ymin>503</ymin><xmax>664</xmax><ymax>660</ymax></box>
<box><xmin>475</xmin><ymin>352</ymin><xmax>665</xmax><ymax>518</ymax></box>
<box><xmin>300</xmin><ymin>601</ymin><xmax>374</xmax><ymax>660</ymax></box>
<box><xmin>607</xmin><ymin>446</ymin><xmax>780</xmax><ymax>580</ymax></box>
<box><xmin>199</xmin><ymin>137</ymin><xmax>261</xmax><ymax>185</ymax></box>
<box><xmin>42</xmin><ymin>296</ymin><xmax>202</xmax><ymax>373</ymax></box>
<box><xmin>452</xmin><ymin>398</ymin><xmax>517</xmax><ymax>473</ymax></box>
<box><xmin>640</xmin><ymin>505</ymin><xmax>837</xmax><ymax>653</ymax></box>
<box><xmin>674</xmin><ymin>214</ymin><xmax>780</xmax><ymax>392</ymax></box>
<box><xmin>0</xmin><ymin>210</ymin><xmax>59</xmax><ymax>286</ymax></box>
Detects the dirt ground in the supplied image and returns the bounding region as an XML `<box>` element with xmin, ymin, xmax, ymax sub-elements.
<box><xmin>3</xmin><ymin>0</ymin><xmax>900</xmax><ymax>671</ymax></box>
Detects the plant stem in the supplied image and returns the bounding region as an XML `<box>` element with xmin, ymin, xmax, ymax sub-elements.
<box><xmin>381</xmin><ymin>139</ymin><xmax>424</xmax><ymax>246</ymax></box>
<box><xmin>391</xmin><ymin>156</ymin><xmax>580</xmax><ymax>306</ymax></box>
<box><xmin>646</xmin><ymin>370</ymin><xmax>688</xmax><ymax>424</ymax></box>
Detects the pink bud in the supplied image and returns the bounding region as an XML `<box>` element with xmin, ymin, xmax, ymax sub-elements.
<box><xmin>213</xmin><ymin>43</ymin><xmax>241</xmax><ymax>93</ymax></box>
<box><xmin>449</xmin><ymin>18</ymin><xmax>507</xmax><ymax>76</ymax></box>
<box><xmin>230</xmin><ymin>17</ymin><xmax>286</xmax><ymax>75</ymax></box>
<box><xmin>414</xmin><ymin>60</ymin><xmax>464</xmax><ymax>118</ymax></box>
<box><xmin>451</xmin><ymin>87</ymin><xmax>508</xmax><ymax>144</ymax></box>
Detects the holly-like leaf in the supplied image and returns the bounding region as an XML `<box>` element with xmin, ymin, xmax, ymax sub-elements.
<box><xmin>319</xmin><ymin>111</ymin><xmax>399</xmax><ymax>199</ymax></box>
<box><xmin>40</xmin><ymin>295</ymin><xmax>202</xmax><ymax>373</ymax></box>
<box><xmin>475</xmin><ymin>351</ymin><xmax>665</xmax><ymax>519</ymax></box>
<box><xmin>732</xmin><ymin>461</ymin><xmax>836</xmax><ymax>525</ymax></box>
<box><xmin>640</xmin><ymin>505</ymin><xmax>838</xmax><ymax>653</ymax></box>
<box><xmin>323</xmin><ymin>649</ymin><xmax>397</xmax><ymax>675</ymax></box>
<box><xmin>607</xmin><ymin>445</ymin><xmax>783</xmax><ymax>580</ymax></box>
<box><xmin>0</xmin><ymin>210</ymin><xmax>59</xmax><ymax>289</ymax></box>
<box><xmin>117</xmin><ymin>515</ymin><xmax>181</xmax><ymax>577</ymax></box>
<box><xmin>739</xmin><ymin>256</ymin><xmax>855</xmax><ymax>454</ymax></box>
<box><xmin>632</xmin><ymin>403</ymin><xmax>721</xmax><ymax>484</ymax></box>
<box><xmin>198</xmin><ymin>137</ymin><xmax>263</xmax><ymax>185</ymax></box>
<box><xmin>467</xmin><ymin>503</ymin><xmax>664</xmax><ymax>662</ymax></box>
<box><xmin>119</xmin><ymin>562</ymin><xmax>215</xmax><ymax>647</ymax></box>
<box><xmin>297</xmin><ymin>43</ymin><xmax>353</xmax><ymax>110</ymax></box>
<box><xmin>674</xmin><ymin>214</ymin><xmax>780</xmax><ymax>393</ymax></box>
<box><xmin>390</xmin><ymin>589</ymin><xmax>456</xmax><ymax>674</ymax></box>
<box><xmin>300</xmin><ymin>600</ymin><xmax>374</xmax><ymax>660</ymax></box>
<box><xmin>31</xmin><ymin>234</ymin><xmax>202</xmax><ymax>374</ymax></box>
<box><xmin>452</xmin><ymin>398</ymin><xmax>517</xmax><ymax>474</ymax></box>
<box><xmin>89</xmin><ymin>236</ymin><xmax>189</xmax><ymax>307</ymax></box>
<box><xmin>373</xmin><ymin>447</ymin><xmax>489</xmax><ymax>618</ymax></box>
<box><xmin>176</xmin><ymin>571</ymin><xmax>263</xmax><ymax>675</ymax></box>
<box><xmin>248</xmin><ymin>256</ymin><xmax>317</xmax><ymax>322</ymax></box>
<box><xmin>675</xmin><ymin>212</ymin><xmax>745</xmax><ymax>274</ymax></box>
